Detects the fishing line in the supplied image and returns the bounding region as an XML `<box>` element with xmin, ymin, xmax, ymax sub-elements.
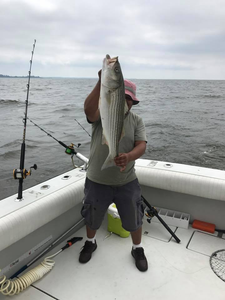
<box><xmin>28</xmin><ymin>117</ymin><xmax>81</xmax><ymax>151</ymax></box>
<box><xmin>27</xmin><ymin>117</ymin><xmax>89</xmax><ymax>169</ymax></box>
<box><xmin>74</xmin><ymin>118</ymin><xmax>91</xmax><ymax>137</ymax></box>
<box><xmin>13</xmin><ymin>40</ymin><xmax>90</xmax><ymax>199</ymax></box>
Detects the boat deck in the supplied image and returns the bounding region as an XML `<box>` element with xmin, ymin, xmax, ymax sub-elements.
<box><xmin>2</xmin><ymin>216</ymin><xmax>225</xmax><ymax>300</ymax></box>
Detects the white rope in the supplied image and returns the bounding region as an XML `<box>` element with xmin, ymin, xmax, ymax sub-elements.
<box><xmin>0</xmin><ymin>250</ymin><xmax>61</xmax><ymax>296</ymax></box>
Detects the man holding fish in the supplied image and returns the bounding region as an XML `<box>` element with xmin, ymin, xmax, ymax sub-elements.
<box><xmin>79</xmin><ymin>55</ymin><xmax>148</xmax><ymax>272</ymax></box>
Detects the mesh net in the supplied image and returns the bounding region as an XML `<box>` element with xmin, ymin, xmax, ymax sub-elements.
<box><xmin>210</xmin><ymin>249</ymin><xmax>225</xmax><ymax>282</ymax></box>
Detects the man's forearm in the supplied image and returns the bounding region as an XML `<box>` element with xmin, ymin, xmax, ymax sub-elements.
<box><xmin>84</xmin><ymin>80</ymin><xmax>100</xmax><ymax>113</ymax></box>
<box><xmin>127</xmin><ymin>141</ymin><xmax>146</xmax><ymax>162</ymax></box>
<box><xmin>84</xmin><ymin>80</ymin><xmax>101</xmax><ymax>122</ymax></box>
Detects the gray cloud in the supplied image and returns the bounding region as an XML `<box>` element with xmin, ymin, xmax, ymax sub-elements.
<box><xmin>0</xmin><ymin>0</ymin><xmax>225</xmax><ymax>79</ymax></box>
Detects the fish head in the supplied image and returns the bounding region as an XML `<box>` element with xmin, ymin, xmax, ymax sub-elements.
<box><xmin>102</xmin><ymin>54</ymin><xmax>123</xmax><ymax>89</ymax></box>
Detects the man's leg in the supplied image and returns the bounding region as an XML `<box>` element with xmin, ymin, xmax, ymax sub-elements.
<box><xmin>114</xmin><ymin>180</ymin><xmax>148</xmax><ymax>272</ymax></box>
<box><xmin>86</xmin><ymin>225</ymin><xmax>96</xmax><ymax>239</ymax></box>
<box><xmin>130</xmin><ymin>226</ymin><xmax>148</xmax><ymax>272</ymax></box>
<box><xmin>79</xmin><ymin>225</ymin><xmax>98</xmax><ymax>263</ymax></box>
<box><xmin>79</xmin><ymin>179</ymin><xmax>113</xmax><ymax>263</ymax></box>
<box><xmin>130</xmin><ymin>226</ymin><xmax>142</xmax><ymax>245</ymax></box>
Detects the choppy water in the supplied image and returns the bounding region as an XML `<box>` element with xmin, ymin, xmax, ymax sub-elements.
<box><xmin>0</xmin><ymin>78</ymin><xmax>225</xmax><ymax>200</ymax></box>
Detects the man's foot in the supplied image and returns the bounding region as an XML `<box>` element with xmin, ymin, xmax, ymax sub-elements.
<box><xmin>79</xmin><ymin>241</ymin><xmax>97</xmax><ymax>263</ymax></box>
<box><xmin>131</xmin><ymin>247</ymin><xmax>148</xmax><ymax>272</ymax></box>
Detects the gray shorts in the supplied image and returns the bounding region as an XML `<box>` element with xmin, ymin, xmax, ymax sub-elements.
<box><xmin>81</xmin><ymin>178</ymin><xmax>144</xmax><ymax>232</ymax></box>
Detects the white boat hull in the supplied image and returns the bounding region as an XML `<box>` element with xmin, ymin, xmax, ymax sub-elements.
<box><xmin>0</xmin><ymin>158</ymin><xmax>225</xmax><ymax>298</ymax></box>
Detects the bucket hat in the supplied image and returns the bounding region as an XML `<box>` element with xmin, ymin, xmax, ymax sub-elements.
<box><xmin>124</xmin><ymin>79</ymin><xmax>139</xmax><ymax>105</ymax></box>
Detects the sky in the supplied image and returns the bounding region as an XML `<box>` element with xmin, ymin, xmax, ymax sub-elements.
<box><xmin>0</xmin><ymin>0</ymin><xmax>225</xmax><ymax>79</ymax></box>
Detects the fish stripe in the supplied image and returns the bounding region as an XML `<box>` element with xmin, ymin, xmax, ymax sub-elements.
<box><xmin>99</xmin><ymin>55</ymin><xmax>125</xmax><ymax>169</ymax></box>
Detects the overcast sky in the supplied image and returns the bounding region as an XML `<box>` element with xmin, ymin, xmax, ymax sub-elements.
<box><xmin>0</xmin><ymin>0</ymin><xmax>225</xmax><ymax>79</ymax></box>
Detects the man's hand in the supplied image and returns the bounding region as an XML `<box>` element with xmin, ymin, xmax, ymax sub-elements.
<box><xmin>114</xmin><ymin>141</ymin><xmax>146</xmax><ymax>172</ymax></box>
<box><xmin>114</xmin><ymin>153</ymin><xmax>130</xmax><ymax>172</ymax></box>
<box><xmin>98</xmin><ymin>69</ymin><xmax>102</xmax><ymax>80</ymax></box>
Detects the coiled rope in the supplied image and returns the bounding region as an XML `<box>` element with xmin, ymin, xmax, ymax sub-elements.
<box><xmin>0</xmin><ymin>250</ymin><xmax>61</xmax><ymax>296</ymax></box>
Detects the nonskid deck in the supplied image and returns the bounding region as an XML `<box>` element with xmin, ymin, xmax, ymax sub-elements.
<box><xmin>3</xmin><ymin>216</ymin><xmax>225</xmax><ymax>300</ymax></box>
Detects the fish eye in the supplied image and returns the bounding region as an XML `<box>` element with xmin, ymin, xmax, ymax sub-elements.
<box><xmin>114</xmin><ymin>67</ymin><xmax>120</xmax><ymax>73</ymax></box>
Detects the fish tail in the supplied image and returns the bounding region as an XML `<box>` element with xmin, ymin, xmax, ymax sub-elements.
<box><xmin>101</xmin><ymin>154</ymin><xmax>116</xmax><ymax>170</ymax></box>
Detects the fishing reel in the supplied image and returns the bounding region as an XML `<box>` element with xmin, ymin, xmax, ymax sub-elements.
<box><xmin>13</xmin><ymin>164</ymin><xmax>37</xmax><ymax>180</ymax></box>
<box><xmin>65</xmin><ymin>143</ymin><xmax>75</xmax><ymax>155</ymax></box>
<box><xmin>65</xmin><ymin>143</ymin><xmax>81</xmax><ymax>155</ymax></box>
<box><xmin>145</xmin><ymin>206</ymin><xmax>158</xmax><ymax>224</ymax></box>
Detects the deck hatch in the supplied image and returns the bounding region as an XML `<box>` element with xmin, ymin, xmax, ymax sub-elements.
<box><xmin>187</xmin><ymin>231</ymin><xmax>225</xmax><ymax>256</ymax></box>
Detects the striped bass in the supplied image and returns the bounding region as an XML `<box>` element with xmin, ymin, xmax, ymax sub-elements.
<box><xmin>99</xmin><ymin>54</ymin><xmax>127</xmax><ymax>170</ymax></box>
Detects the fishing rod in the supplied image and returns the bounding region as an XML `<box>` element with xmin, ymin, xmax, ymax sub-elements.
<box><xmin>13</xmin><ymin>40</ymin><xmax>37</xmax><ymax>201</ymax></box>
<box><xmin>142</xmin><ymin>195</ymin><xmax>181</xmax><ymax>243</ymax></box>
<box><xmin>28</xmin><ymin>117</ymin><xmax>81</xmax><ymax>153</ymax></box>
<box><xmin>1</xmin><ymin>236</ymin><xmax>83</xmax><ymax>296</ymax></box>
<box><xmin>74</xmin><ymin>118</ymin><xmax>91</xmax><ymax>137</ymax></box>
<box><xmin>27</xmin><ymin>117</ymin><xmax>89</xmax><ymax>168</ymax></box>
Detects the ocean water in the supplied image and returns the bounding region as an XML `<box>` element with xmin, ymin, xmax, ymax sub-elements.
<box><xmin>0</xmin><ymin>78</ymin><xmax>225</xmax><ymax>200</ymax></box>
